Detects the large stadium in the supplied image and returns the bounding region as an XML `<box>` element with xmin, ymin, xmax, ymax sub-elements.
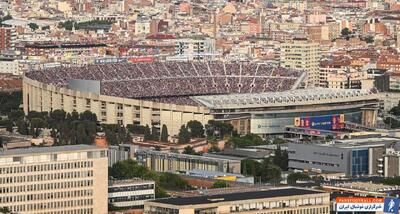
<box><xmin>23</xmin><ymin>61</ymin><xmax>380</xmax><ymax>137</ymax></box>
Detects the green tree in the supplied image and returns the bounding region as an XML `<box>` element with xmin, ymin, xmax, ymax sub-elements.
<box><xmin>66</xmin><ymin>111</ymin><xmax>79</xmax><ymax>122</ymax></box>
<box><xmin>102</xmin><ymin>124</ymin><xmax>131</xmax><ymax>145</ymax></box>
<box><xmin>187</xmin><ymin>120</ymin><xmax>204</xmax><ymax>138</ymax></box>
<box><xmin>228</xmin><ymin>133</ymin><xmax>266</xmax><ymax>148</ymax></box>
<box><xmin>79</xmin><ymin>110</ymin><xmax>97</xmax><ymax>122</ymax></box>
<box><xmin>127</xmin><ymin>124</ymin><xmax>148</xmax><ymax>135</ymax></box>
<box><xmin>151</xmin><ymin>125</ymin><xmax>159</xmax><ymax>141</ymax></box>
<box><xmin>0</xmin><ymin>207</ymin><xmax>11</xmax><ymax>214</ymax></box>
<box><xmin>364</xmin><ymin>35</ymin><xmax>374</xmax><ymax>43</ymax></box>
<box><xmin>0</xmin><ymin>91</ymin><xmax>22</xmax><ymax>115</ymax></box>
<box><xmin>144</xmin><ymin>125</ymin><xmax>151</xmax><ymax>141</ymax></box>
<box><xmin>110</xmin><ymin>159</ymin><xmax>149</xmax><ymax>179</ymax></box>
<box><xmin>205</xmin><ymin>120</ymin><xmax>234</xmax><ymax>139</ymax></box>
<box><xmin>178</xmin><ymin>125</ymin><xmax>190</xmax><ymax>144</ymax></box>
<box><xmin>183</xmin><ymin>146</ymin><xmax>196</xmax><ymax>155</ymax></box>
<box><xmin>58</xmin><ymin>19</ymin><xmax>115</xmax><ymax>30</ymax></box>
<box><xmin>30</xmin><ymin>118</ymin><xmax>47</xmax><ymax>137</ymax></box>
<box><xmin>158</xmin><ymin>173</ymin><xmax>192</xmax><ymax>191</ymax></box>
<box><xmin>211</xmin><ymin>180</ymin><xmax>229</xmax><ymax>188</ymax></box>
<box><xmin>273</xmin><ymin>146</ymin><xmax>288</xmax><ymax>171</ymax></box>
<box><xmin>390</xmin><ymin>102</ymin><xmax>400</xmax><ymax>116</ymax></box>
<box><xmin>8</xmin><ymin>110</ymin><xmax>24</xmax><ymax>121</ymax></box>
<box><xmin>341</xmin><ymin>27</ymin><xmax>351</xmax><ymax>36</ymax></box>
<box><xmin>287</xmin><ymin>172</ymin><xmax>311</xmax><ymax>184</ymax></box>
<box><xmin>261</xmin><ymin>160</ymin><xmax>281</xmax><ymax>182</ymax></box>
<box><xmin>16</xmin><ymin>119</ymin><xmax>28</xmax><ymax>135</ymax></box>
<box><xmin>160</xmin><ymin>124</ymin><xmax>169</xmax><ymax>142</ymax></box>
<box><xmin>241</xmin><ymin>159</ymin><xmax>261</xmax><ymax>177</ymax></box>
<box><xmin>28</xmin><ymin>22</ymin><xmax>39</xmax><ymax>31</ymax></box>
<box><xmin>42</xmin><ymin>25</ymin><xmax>50</xmax><ymax>31</ymax></box>
<box><xmin>109</xmin><ymin>159</ymin><xmax>191</xmax><ymax>198</ymax></box>
<box><xmin>5</xmin><ymin>120</ymin><xmax>12</xmax><ymax>132</ymax></box>
<box><xmin>272</xmin><ymin>138</ymin><xmax>286</xmax><ymax>144</ymax></box>
<box><xmin>383</xmin><ymin>177</ymin><xmax>400</xmax><ymax>185</ymax></box>
<box><xmin>50</xmin><ymin>109</ymin><xmax>66</xmax><ymax>124</ymax></box>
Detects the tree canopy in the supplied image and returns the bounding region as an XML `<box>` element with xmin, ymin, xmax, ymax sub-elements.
<box><xmin>211</xmin><ymin>180</ymin><xmax>229</xmax><ymax>188</ymax></box>
<box><xmin>187</xmin><ymin>120</ymin><xmax>205</xmax><ymax>138</ymax></box>
<box><xmin>109</xmin><ymin>159</ymin><xmax>193</xmax><ymax>198</ymax></box>
<box><xmin>58</xmin><ymin>20</ymin><xmax>115</xmax><ymax>30</ymax></box>
<box><xmin>205</xmin><ymin>120</ymin><xmax>234</xmax><ymax>139</ymax></box>
<box><xmin>0</xmin><ymin>91</ymin><xmax>22</xmax><ymax>116</ymax></box>
<box><xmin>241</xmin><ymin>158</ymin><xmax>281</xmax><ymax>182</ymax></box>
<box><xmin>384</xmin><ymin>102</ymin><xmax>400</xmax><ymax>128</ymax></box>
<box><xmin>287</xmin><ymin>172</ymin><xmax>311</xmax><ymax>184</ymax></box>
<box><xmin>160</xmin><ymin>124</ymin><xmax>168</xmax><ymax>142</ymax></box>
<box><xmin>178</xmin><ymin>125</ymin><xmax>190</xmax><ymax>144</ymax></box>
<box><xmin>383</xmin><ymin>177</ymin><xmax>400</xmax><ymax>186</ymax></box>
<box><xmin>28</xmin><ymin>23</ymin><xmax>39</xmax><ymax>31</ymax></box>
<box><xmin>0</xmin><ymin>207</ymin><xmax>11</xmax><ymax>214</ymax></box>
<box><xmin>273</xmin><ymin>145</ymin><xmax>288</xmax><ymax>171</ymax></box>
<box><xmin>341</xmin><ymin>27</ymin><xmax>351</xmax><ymax>36</ymax></box>
<box><xmin>102</xmin><ymin>124</ymin><xmax>131</xmax><ymax>145</ymax></box>
<box><xmin>228</xmin><ymin>134</ymin><xmax>267</xmax><ymax>148</ymax></box>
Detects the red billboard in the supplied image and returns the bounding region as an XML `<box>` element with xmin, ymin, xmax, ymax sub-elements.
<box><xmin>128</xmin><ymin>57</ymin><xmax>155</xmax><ymax>63</ymax></box>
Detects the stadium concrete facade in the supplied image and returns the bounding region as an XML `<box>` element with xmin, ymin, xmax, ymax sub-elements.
<box><xmin>23</xmin><ymin>62</ymin><xmax>380</xmax><ymax>137</ymax></box>
<box><xmin>23</xmin><ymin>77</ymin><xmax>212</xmax><ymax>136</ymax></box>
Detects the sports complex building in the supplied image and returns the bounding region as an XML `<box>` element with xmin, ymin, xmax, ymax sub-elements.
<box><xmin>23</xmin><ymin>61</ymin><xmax>380</xmax><ymax>137</ymax></box>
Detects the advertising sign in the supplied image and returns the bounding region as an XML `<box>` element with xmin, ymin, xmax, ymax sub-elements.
<box><xmin>294</xmin><ymin>114</ymin><xmax>344</xmax><ymax>130</ymax></box>
<box><xmin>336</xmin><ymin>197</ymin><xmax>399</xmax><ymax>213</ymax></box>
<box><xmin>128</xmin><ymin>57</ymin><xmax>154</xmax><ymax>63</ymax></box>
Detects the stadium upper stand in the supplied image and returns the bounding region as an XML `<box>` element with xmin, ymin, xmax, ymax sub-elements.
<box><xmin>25</xmin><ymin>61</ymin><xmax>305</xmax><ymax>105</ymax></box>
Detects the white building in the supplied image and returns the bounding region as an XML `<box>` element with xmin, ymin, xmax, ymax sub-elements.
<box><xmin>0</xmin><ymin>58</ymin><xmax>21</xmax><ymax>75</ymax></box>
<box><xmin>108</xmin><ymin>179</ymin><xmax>155</xmax><ymax>209</ymax></box>
<box><xmin>135</xmin><ymin>19</ymin><xmax>152</xmax><ymax>35</ymax></box>
<box><xmin>0</xmin><ymin>145</ymin><xmax>108</xmax><ymax>214</ymax></box>
<box><xmin>174</xmin><ymin>38</ymin><xmax>216</xmax><ymax>61</ymax></box>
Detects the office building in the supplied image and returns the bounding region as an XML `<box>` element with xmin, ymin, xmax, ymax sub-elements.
<box><xmin>280</xmin><ymin>38</ymin><xmax>320</xmax><ymax>87</ymax></box>
<box><xmin>144</xmin><ymin>187</ymin><xmax>330</xmax><ymax>214</ymax></box>
<box><xmin>135</xmin><ymin>149</ymin><xmax>241</xmax><ymax>174</ymax></box>
<box><xmin>288</xmin><ymin>137</ymin><xmax>400</xmax><ymax>176</ymax></box>
<box><xmin>108</xmin><ymin>144</ymin><xmax>137</xmax><ymax>166</ymax></box>
<box><xmin>109</xmin><ymin>179</ymin><xmax>155</xmax><ymax>209</ymax></box>
<box><xmin>0</xmin><ymin>145</ymin><xmax>108</xmax><ymax>214</ymax></box>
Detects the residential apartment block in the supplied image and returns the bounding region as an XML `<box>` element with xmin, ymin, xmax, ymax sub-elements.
<box><xmin>280</xmin><ymin>38</ymin><xmax>320</xmax><ymax>87</ymax></box>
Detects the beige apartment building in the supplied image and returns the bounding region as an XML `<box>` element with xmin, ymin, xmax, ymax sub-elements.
<box><xmin>319</xmin><ymin>67</ymin><xmax>374</xmax><ymax>90</ymax></box>
<box><xmin>144</xmin><ymin>187</ymin><xmax>330</xmax><ymax>214</ymax></box>
<box><xmin>280</xmin><ymin>38</ymin><xmax>320</xmax><ymax>87</ymax></box>
<box><xmin>0</xmin><ymin>145</ymin><xmax>108</xmax><ymax>214</ymax></box>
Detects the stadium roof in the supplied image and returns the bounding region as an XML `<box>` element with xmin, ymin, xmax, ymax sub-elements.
<box><xmin>192</xmin><ymin>88</ymin><xmax>379</xmax><ymax>109</ymax></box>
<box><xmin>150</xmin><ymin>187</ymin><xmax>325</xmax><ymax>206</ymax></box>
